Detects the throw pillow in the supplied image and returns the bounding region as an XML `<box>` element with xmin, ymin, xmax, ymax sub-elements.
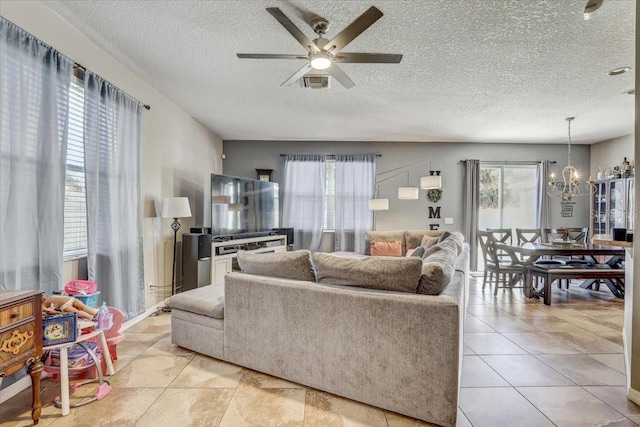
<box><xmin>364</xmin><ymin>231</ymin><xmax>405</xmax><ymax>255</ymax></box>
<box><xmin>438</xmin><ymin>231</ymin><xmax>453</xmax><ymax>243</ymax></box>
<box><xmin>410</xmin><ymin>246</ymin><xmax>426</xmax><ymax>258</ymax></box>
<box><xmin>313</xmin><ymin>253</ymin><xmax>423</xmax><ymax>293</ymax></box>
<box><xmin>420</xmin><ymin>235</ymin><xmax>440</xmax><ymax>248</ymax></box>
<box><xmin>236</xmin><ymin>250</ymin><xmax>316</xmax><ymax>282</ymax></box>
<box><xmin>370</xmin><ymin>240</ymin><xmax>402</xmax><ymax>257</ymax></box>
<box><xmin>404</xmin><ymin>230</ymin><xmax>439</xmax><ymax>251</ymax></box>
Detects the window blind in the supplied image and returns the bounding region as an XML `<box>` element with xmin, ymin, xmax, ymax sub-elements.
<box><xmin>323</xmin><ymin>159</ymin><xmax>336</xmax><ymax>231</ymax></box>
<box><xmin>63</xmin><ymin>80</ymin><xmax>87</xmax><ymax>257</ymax></box>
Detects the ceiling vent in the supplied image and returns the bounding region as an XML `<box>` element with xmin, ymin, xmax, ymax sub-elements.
<box><xmin>301</xmin><ymin>75</ymin><xmax>331</xmax><ymax>89</ymax></box>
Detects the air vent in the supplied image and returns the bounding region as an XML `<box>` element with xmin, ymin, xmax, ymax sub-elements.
<box><xmin>301</xmin><ymin>75</ymin><xmax>331</xmax><ymax>89</ymax></box>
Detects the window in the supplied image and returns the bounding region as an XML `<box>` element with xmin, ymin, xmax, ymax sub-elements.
<box><xmin>63</xmin><ymin>79</ymin><xmax>87</xmax><ymax>258</ymax></box>
<box><xmin>323</xmin><ymin>158</ymin><xmax>336</xmax><ymax>231</ymax></box>
<box><xmin>479</xmin><ymin>163</ymin><xmax>538</xmax><ymax>229</ymax></box>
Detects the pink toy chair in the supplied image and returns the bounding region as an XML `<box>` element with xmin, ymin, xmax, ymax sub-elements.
<box><xmin>104</xmin><ymin>307</ymin><xmax>126</xmax><ymax>362</ymax></box>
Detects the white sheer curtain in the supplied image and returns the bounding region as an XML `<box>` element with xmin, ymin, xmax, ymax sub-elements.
<box><xmin>83</xmin><ymin>72</ymin><xmax>144</xmax><ymax>319</ymax></box>
<box><xmin>0</xmin><ymin>18</ymin><xmax>73</xmax><ymax>292</ymax></box>
<box><xmin>335</xmin><ymin>154</ymin><xmax>376</xmax><ymax>253</ymax></box>
<box><xmin>282</xmin><ymin>155</ymin><xmax>326</xmax><ymax>252</ymax></box>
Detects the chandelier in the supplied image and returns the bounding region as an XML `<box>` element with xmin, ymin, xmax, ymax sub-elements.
<box><xmin>547</xmin><ymin>117</ymin><xmax>594</xmax><ymax>200</ymax></box>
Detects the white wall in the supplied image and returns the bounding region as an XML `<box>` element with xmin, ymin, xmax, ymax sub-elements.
<box><xmin>590</xmin><ymin>134</ymin><xmax>634</xmax><ymax>179</ymax></box>
<box><xmin>0</xmin><ymin>1</ymin><xmax>223</xmax><ymax>310</ymax></box>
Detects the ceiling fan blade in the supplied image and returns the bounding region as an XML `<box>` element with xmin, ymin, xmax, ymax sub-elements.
<box><xmin>328</xmin><ymin>64</ymin><xmax>355</xmax><ymax>89</ymax></box>
<box><xmin>321</xmin><ymin>6</ymin><xmax>383</xmax><ymax>53</ymax></box>
<box><xmin>267</xmin><ymin>7</ymin><xmax>320</xmax><ymax>53</ymax></box>
<box><xmin>281</xmin><ymin>64</ymin><xmax>313</xmax><ymax>86</ymax></box>
<box><xmin>237</xmin><ymin>54</ymin><xmax>308</xmax><ymax>60</ymax></box>
<box><xmin>335</xmin><ymin>53</ymin><xmax>403</xmax><ymax>63</ymax></box>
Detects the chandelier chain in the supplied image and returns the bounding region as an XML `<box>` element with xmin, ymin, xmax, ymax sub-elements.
<box><xmin>566</xmin><ymin>117</ymin><xmax>572</xmax><ymax>167</ymax></box>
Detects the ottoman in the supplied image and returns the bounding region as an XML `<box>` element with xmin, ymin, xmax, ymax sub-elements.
<box><xmin>169</xmin><ymin>284</ymin><xmax>225</xmax><ymax>359</ymax></box>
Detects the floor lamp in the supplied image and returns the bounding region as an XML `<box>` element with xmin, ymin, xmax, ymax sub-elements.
<box><xmin>161</xmin><ymin>197</ymin><xmax>192</xmax><ymax>307</ymax></box>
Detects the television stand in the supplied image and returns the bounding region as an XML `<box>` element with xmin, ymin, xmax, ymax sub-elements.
<box><xmin>210</xmin><ymin>234</ymin><xmax>287</xmax><ymax>285</ymax></box>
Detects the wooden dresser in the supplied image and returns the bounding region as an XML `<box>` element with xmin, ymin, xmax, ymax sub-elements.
<box><xmin>0</xmin><ymin>290</ymin><xmax>44</xmax><ymax>425</ymax></box>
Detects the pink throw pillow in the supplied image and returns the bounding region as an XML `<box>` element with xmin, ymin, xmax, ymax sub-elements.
<box><xmin>370</xmin><ymin>240</ymin><xmax>403</xmax><ymax>257</ymax></box>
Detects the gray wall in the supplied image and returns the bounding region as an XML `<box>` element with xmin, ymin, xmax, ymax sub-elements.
<box><xmin>222</xmin><ymin>140</ymin><xmax>591</xmax><ymax>244</ymax></box>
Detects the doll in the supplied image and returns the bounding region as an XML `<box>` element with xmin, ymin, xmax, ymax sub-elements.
<box><xmin>42</xmin><ymin>295</ymin><xmax>99</xmax><ymax>320</ymax></box>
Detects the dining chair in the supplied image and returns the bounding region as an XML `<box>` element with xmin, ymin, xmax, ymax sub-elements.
<box><xmin>516</xmin><ymin>228</ymin><xmax>541</xmax><ymax>244</ymax></box>
<box><xmin>487</xmin><ymin>228</ymin><xmax>513</xmax><ymax>262</ymax></box>
<box><xmin>565</xmin><ymin>227</ymin><xmax>589</xmax><ymax>244</ymax></box>
<box><xmin>478</xmin><ymin>230</ymin><xmax>525</xmax><ymax>295</ymax></box>
<box><xmin>542</xmin><ymin>228</ymin><xmax>567</xmax><ymax>243</ymax></box>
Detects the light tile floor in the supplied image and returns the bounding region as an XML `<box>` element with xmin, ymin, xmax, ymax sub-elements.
<box><xmin>2</xmin><ymin>277</ymin><xmax>639</xmax><ymax>426</ymax></box>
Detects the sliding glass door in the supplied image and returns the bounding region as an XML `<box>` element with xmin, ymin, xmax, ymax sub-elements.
<box><xmin>477</xmin><ymin>163</ymin><xmax>539</xmax><ymax>268</ymax></box>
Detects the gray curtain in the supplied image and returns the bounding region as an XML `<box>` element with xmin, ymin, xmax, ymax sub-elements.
<box><xmin>0</xmin><ymin>18</ymin><xmax>73</xmax><ymax>292</ymax></box>
<box><xmin>462</xmin><ymin>159</ymin><xmax>480</xmax><ymax>271</ymax></box>
<box><xmin>537</xmin><ymin>161</ymin><xmax>550</xmax><ymax>229</ymax></box>
<box><xmin>282</xmin><ymin>155</ymin><xmax>326</xmax><ymax>252</ymax></box>
<box><xmin>334</xmin><ymin>154</ymin><xmax>376</xmax><ymax>253</ymax></box>
<box><xmin>83</xmin><ymin>72</ymin><xmax>144</xmax><ymax>319</ymax></box>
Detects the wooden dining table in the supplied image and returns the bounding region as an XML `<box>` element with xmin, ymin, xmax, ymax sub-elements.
<box><xmin>493</xmin><ymin>242</ymin><xmax>626</xmax><ymax>299</ymax></box>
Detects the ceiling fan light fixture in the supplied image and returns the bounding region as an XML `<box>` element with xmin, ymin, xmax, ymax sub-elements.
<box><xmin>310</xmin><ymin>52</ymin><xmax>332</xmax><ymax>70</ymax></box>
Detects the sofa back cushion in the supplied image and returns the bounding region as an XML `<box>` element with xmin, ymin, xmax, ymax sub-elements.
<box><xmin>313</xmin><ymin>253</ymin><xmax>423</xmax><ymax>293</ymax></box>
<box><xmin>236</xmin><ymin>250</ymin><xmax>316</xmax><ymax>282</ymax></box>
<box><xmin>418</xmin><ymin>238</ymin><xmax>459</xmax><ymax>295</ymax></box>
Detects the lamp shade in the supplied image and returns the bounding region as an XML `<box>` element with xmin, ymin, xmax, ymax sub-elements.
<box><xmin>420</xmin><ymin>175</ymin><xmax>442</xmax><ymax>189</ymax></box>
<box><xmin>161</xmin><ymin>197</ymin><xmax>192</xmax><ymax>218</ymax></box>
<box><xmin>368</xmin><ymin>198</ymin><xmax>389</xmax><ymax>211</ymax></box>
<box><xmin>398</xmin><ymin>187</ymin><xmax>419</xmax><ymax>200</ymax></box>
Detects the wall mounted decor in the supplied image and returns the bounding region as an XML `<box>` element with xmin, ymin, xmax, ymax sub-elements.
<box><xmin>427</xmin><ymin>189</ymin><xmax>442</xmax><ymax>203</ymax></box>
<box><xmin>256</xmin><ymin>169</ymin><xmax>274</xmax><ymax>182</ymax></box>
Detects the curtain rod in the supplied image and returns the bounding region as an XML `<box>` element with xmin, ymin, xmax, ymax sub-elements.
<box><xmin>280</xmin><ymin>154</ymin><xmax>382</xmax><ymax>158</ymax></box>
<box><xmin>73</xmin><ymin>63</ymin><xmax>151</xmax><ymax>110</ymax></box>
<box><xmin>458</xmin><ymin>160</ymin><xmax>555</xmax><ymax>164</ymax></box>
<box><xmin>3</xmin><ymin>17</ymin><xmax>150</xmax><ymax>110</ymax></box>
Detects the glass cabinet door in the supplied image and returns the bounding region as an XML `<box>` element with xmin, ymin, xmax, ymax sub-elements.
<box><xmin>627</xmin><ymin>179</ymin><xmax>634</xmax><ymax>231</ymax></box>
<box><xmin>591</xmin><ymin>182</ymin><xmax>607</xmax><ymax>235</ymax></box>
<box><xmin>608</xmin><ymin>179</ymin><xmax>626</xmax><ymax>232</ymax></box>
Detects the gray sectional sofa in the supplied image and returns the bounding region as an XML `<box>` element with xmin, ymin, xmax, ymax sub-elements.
<box><xmin>170</xmin><ymin>229</ymin><xmax>469</xmax><ymax>427</ymax></box>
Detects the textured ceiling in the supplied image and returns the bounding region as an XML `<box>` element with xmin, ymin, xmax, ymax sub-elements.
<box><xmin>43</xmin><ymin>0</ymin><xmax>635</xmax><ymax>144</ymax></box>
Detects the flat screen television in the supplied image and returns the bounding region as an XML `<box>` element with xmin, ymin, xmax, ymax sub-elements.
<box><xmin>210</xmin><ymin>173</ymin><xmax>279</xmax><ymax>237</ymax></box>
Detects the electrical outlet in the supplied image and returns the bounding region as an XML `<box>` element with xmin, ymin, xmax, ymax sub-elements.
<box><xmin>147</xmin><ymin>281</ymin><xmax>153</xmax><ymax>293</ymax></box>
<box><xmin>444</xmin><ymin>217</ymin><xmax>453</xmax><ymax>225</ymax></box>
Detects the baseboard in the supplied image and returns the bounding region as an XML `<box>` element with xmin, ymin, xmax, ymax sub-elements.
<box><xmin>121</xmin><ymin>299</ymin><xmax>170</xmax><ymax>331</ymax></box>
<box><xmin>0</xmin><ymin>299</ymin><xmax>168</xmax><ymax>404</ymax></box>
<box><xmin>0</xmin><ymin>375</ymin><xmax>32</xmax><ymax>404</ymax></box>
<box><xmin>628</xmin><ymin>387</ymin><xmax>640</xmax><ymax>405</ymax></box>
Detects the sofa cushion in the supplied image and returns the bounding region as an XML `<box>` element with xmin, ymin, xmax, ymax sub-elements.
<box><xmin>371</xmin><ymin>240</ymin><xmax>403</xmax><ymax>257</ymax></box>
<box><xmin>236</xmin><ymin>249</ymin><xmax>316</xmax><ymax>282</ymax></box>
<box><xmin>364</xmin><ymin>231</ymin><xmax>406</xmax><ymax>255</ymax></box>
<box><xmin>418</xmin><ymin>241</ymin><xmax>458</xmax><ymax>295</ymax></box>
<box><xmin>313</xmin><ymin>253</ymin><xmax>423</xmax><ymax>293</ymax></box>
<box><xmin>169</xmin><ymin>283</ymin><xmax>225</xmax><ymax>319</ymax></box>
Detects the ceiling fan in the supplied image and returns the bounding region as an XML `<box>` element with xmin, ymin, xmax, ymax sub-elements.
<box><xmin>237</xmin><ymin>6</ymin><xmax>403</xmax><ymax>89</ymax></box>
